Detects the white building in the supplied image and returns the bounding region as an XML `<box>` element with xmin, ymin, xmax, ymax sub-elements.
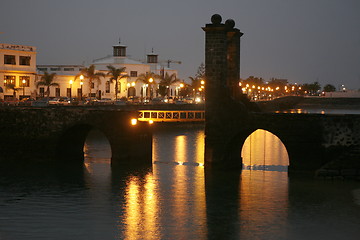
<box><xmin>0</xmin><ymin>43</ymin><xmax>37</xmax><ymax>100</ymax></box>
<box><xmin>37</xmin><ymin>44</ymin><xmax>181</xmax><ymax>100</ymax></box>
<box><xmin>36</xmin><ymin>65</ymin><xmax>85</xmax><ymax>98</ymax></box>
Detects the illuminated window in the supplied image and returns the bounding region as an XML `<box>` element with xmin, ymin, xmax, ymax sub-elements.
<box><xmin>19</xmin><ymin>56</ymin><xmax>31</xmax><ymax>66</ymax></box>
<box><xmin>4</xmin><ymin>55</ymin><xmax>16</xmax><ymax>65</ymax></box>
<box><xmin>4</xmin><ymin>75</ymin><xmax>15</xmax><ymax>86</ymax></box>
<box><xmin>64</xmin><ymin>68</ymin><xmax>75</xmax><ymax>71</ymax></box>
<box><xmin>19</xmin><ymin>76</ymin><xmax>30</xmax><ymax>87</ymax></box>
<box><xmin>50</xmin><ymin>67</ymin><xmax>61</xmax><ymax>71</ymax></box>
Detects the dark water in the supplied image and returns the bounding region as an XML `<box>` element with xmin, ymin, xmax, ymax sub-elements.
<box><xmin>1</xmin><ymin>124</ymin><xmax>360</xmax><ymax>240</ymax></box>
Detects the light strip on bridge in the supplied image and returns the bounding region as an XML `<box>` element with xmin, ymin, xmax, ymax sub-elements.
<box><xmin>138</xmin><ymin>110</ymin><xmax>205</xmax><ymax>122</ymax></box>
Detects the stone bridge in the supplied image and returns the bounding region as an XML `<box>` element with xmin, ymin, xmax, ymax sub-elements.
<box><xmin>203</xmin><ymin>14</ymin><xmax>360</xmax><ymax>173</ymax></box>
<box><xmin>0</xmin><ymin>107</ymin><xmax>152</xmax><ymax>168</ymax></box>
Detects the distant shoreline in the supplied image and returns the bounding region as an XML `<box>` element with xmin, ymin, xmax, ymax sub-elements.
<box><xmin>296</xmin><ymin>97</ymin><xmax>360</xmax><ymax>109</ymax></box>
<box><xmin>257</xmin><ymin>96</ymin><xmax>360</xmax><ymax>111</ymax></box>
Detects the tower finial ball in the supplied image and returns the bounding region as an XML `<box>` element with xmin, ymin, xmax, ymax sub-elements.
<box><xmin>225</xmin><ymin>19</ymin><xmax>235</xmax><ymax>29</ymax></box>
<box><xmin>211</xmin><ymin>14</ymin><xmax>222</xmax><ymax>24</ymax></box>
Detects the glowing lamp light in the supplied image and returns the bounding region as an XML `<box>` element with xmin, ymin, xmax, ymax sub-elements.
<box><xmin>149</xmin><ymin>78</ymin><xmax>154</xmax><ymax>83</ymax></box>
<box><xmin>200</xmin><ymin>80</ymin><xmax>205</xmax><ymax>85</ymax></box>
<box><xmin>178</xmin><ymin>161</ymin><xmax>184</xmax><ymax>165</ymax></box>
<box><xmin>180</xmin><ymin>83</ymin><xmax>184</xmax><ymax>88</ymax></box>
<box><xmin>131</xmin><ymin>82</ymin><xmax>135</xmax><ymax>87</ymax></box>
<box><xmin>80</xmin><ymin>75</ymin><xmax>84</xmax><ymax>80</ymax></box>
<box><xmin>149</xmin><ymin>120</ymin><xmax>154</xmax><ymax>124</ymax></box>
<box><xmin>131</xmin><ymin>118</ymin><xmax>137</xmax><ymax>126</ymax></box>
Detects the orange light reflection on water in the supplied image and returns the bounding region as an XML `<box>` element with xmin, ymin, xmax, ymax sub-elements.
<box><xmin>239</xmin><ymin>170</ymin><xmax>289</xmax><ymax>239</ymax></box>
<box><xmin>123</xmin><ymin>173</ymin><xmax>160</xmax><ymax>240</ymax></box>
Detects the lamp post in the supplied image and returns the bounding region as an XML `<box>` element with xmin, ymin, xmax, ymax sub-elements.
<box><xmin>80</xmin><ymin>75</ymin><xmax>84</xmax><ymax>101</ymax></box>
<box><xmin>149</xmin><ymin>77</ymin><xmax>153</xmax><ymax>100</ymax></box>
<box><xmin>179</xmin><ymin>83</ymin><xmax>184</xmax><ymax>99</ymax></box>
<box><xmin>69</xmin><ymin>79</ymin><xmax>73</xmax><ymax>102</ymax></box>
<box><xmin>22</xmin><ymin>79</ymin><xmax>26</xmax><ymax>99</ymax></box>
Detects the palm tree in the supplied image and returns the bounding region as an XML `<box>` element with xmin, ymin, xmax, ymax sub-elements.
<box><xmin>77</xmin><ymin>65</ymin><xmax>105</xmax><ymax>101</ymax></box>
<box><xmin>5</xmin><ymin>83</ymin><xmax>19</xmax><ymax>100</ymax></box>
<box><xmin>106</xmin><ymin>65</ymin><xmax>128</xmax><ymax>100</ymax></box>
<box><xmin>36</xmin><ymin>71</ymin><xmax>59</xmax><ymax>99</ymax></box>
<box><xmin>323</xmin><ymin>84</ymin><xmax>336</xmax><ymax>92</ymax></box>
<box><xmin>136</xmin><ymin>72</ymin><xmax>160</xmax><ymax>100</ymax></box>
<box><xmin>159</xmin><ymin>72</ymin><xmax>179</xmax><ymax>97</ymax></box>
<box><xmin>188</xmin><ymin>76</ymin><xmax>201</xmax><ymax>98</ymax></box>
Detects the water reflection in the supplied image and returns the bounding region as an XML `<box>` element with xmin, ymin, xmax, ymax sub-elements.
<box><xmin>122</xmin><ymin>173</ymin><xmax>160</xmax><ymax>239</ymax></box>
<box><xmin>3</xmin><ymin>125</ymin><xmax>359</xmax><ymax>239</ymax></box>
<box><xmin>280</xmin><ymin>108</ymin><xmax>360</xmax><ymax>115</ymax></box>
<box><xmin>239</xmin><ymin>170</ymin><xmax>289</xmax><ymax>240</ymax></box>
<box><xmin>241</xmin><ymin>129</ymin><xmax>289</xmax><ymax>170</ymax></box>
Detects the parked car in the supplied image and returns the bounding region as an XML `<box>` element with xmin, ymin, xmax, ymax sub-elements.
<box><xmin>114</xmin><ymin>99</ymin><xmax>126</xmax><ymax>105</ymax></box>
<box><xmin>97</xmin><ymin>98</ymin><xmax>113</xmax><ymax>105</ymax></box>
<box><xmin>19</xmin><ymin>98</ymin><xmax>36</xmax><ymax>106</ymax></box>
<box><xmin>48</xmin><ymin>97</ymin><xmax>71</xmax><ymax>105</ymax></box>
<box><xmin>151</xmin><ymin>97</ymin><xmax>164</xmax><ymax>104</ymax></box>
<box><xmin>164</xmin><ymin>97</ymin><xmax>174</xmax><ymax>103</ymax></box>
<box><xmin>128</xmin><ymin>96</ymin><xmax>140</xmax><ymax>104</ymax></box>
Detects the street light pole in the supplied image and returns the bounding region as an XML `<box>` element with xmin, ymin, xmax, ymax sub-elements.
<box><xmin>80</xmin><ymin>75</ymin><xmax>84</xmax><ymax>101</ymax></box>
<box><xmin>22</xmin><ymin>79</ymin><xmax>26</xmax><ymax>99</ymax></box>
<box><xmin>149</xmin><ymin>77</ymin><xmax>153</xmax><ymax>100</ymax></box>
<box><xmin>69</xmin><ymin>79</ymin><xmax>73</xmax><ymax>102</ymax></box>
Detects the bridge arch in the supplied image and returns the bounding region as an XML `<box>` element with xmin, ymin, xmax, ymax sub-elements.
<box><xmin>223</xmin><ymin>127</ymin><xmax>290</xmax><ymax>169</ymax></box>
<box><xmin>56</xmin><ymin>123</ymin><xmax>111</xmax><ymax>164</ymax></box>
<box><xmin>241</xmin><ymin>129</ymin><xmax>289</xmax><ymax>169</ymax></box>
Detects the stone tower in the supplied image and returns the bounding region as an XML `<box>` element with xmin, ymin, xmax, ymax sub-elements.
<box><xmin>202</xmin><ymin>14</ymin><xmax>247</xmax><ymax>169</ymax></box>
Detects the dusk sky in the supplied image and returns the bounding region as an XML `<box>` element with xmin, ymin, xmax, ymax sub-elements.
<box><xmin>1</xmin><ymin>0</ymin><xmax>359</xmax><ymax>89</ymax></box>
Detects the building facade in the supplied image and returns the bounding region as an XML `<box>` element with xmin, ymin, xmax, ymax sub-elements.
<box><xmin>0</xmin><ymin>43</ymin><xmax>37</xmax><ymax>100</ymax></box>
<box><xmin>36</xmin><ymin>44</ymin><xmax>181</xmax><ymax>100</ymax></box>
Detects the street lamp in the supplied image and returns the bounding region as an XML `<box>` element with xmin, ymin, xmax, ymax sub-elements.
<box><xmin>22</xmin><ymin>79</ymin><xmax>26</xmax><ymax>99</ymax></box>
<box><xmin>79</xmin><ymin>75</ymin><xmax>84</xmax><ymax>101</ymax></box>
<box><xmin>69</xmin><ymin>79</ymin><xmax>73</xmax><ymax>102</ymax></box>
<box><xmin>148</xmin><ymin>78</ymin><xmax>154</xmax><ymax>99</ymax></box>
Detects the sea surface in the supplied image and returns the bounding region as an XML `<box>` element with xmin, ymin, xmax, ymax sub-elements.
<box><xmin>1</xmin><ymin>114</ymin><xmax>360</xmax><ymax>239</ymax></box>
